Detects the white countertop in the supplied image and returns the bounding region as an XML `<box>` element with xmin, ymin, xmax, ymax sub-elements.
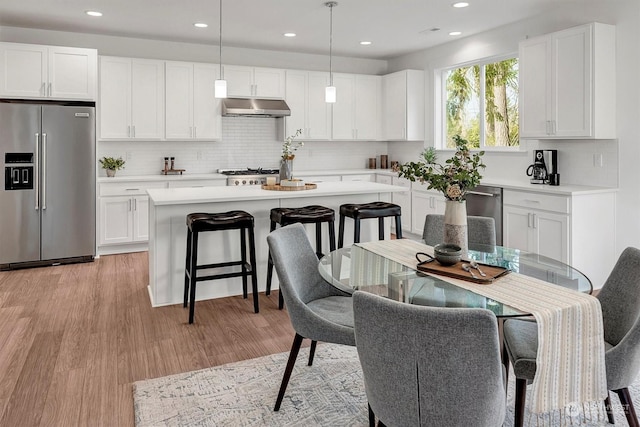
<box><xmin>99</xmin><ymin>169</ymin><xmax>617</xmax><ymax>196</ymax></box>
<box><xmin>147</xmin><ymin>181</ymin><xmax>408</xmax><ymax>206</ymax></box>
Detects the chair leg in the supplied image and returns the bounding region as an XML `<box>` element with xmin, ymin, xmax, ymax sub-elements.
<box><xmin>183</xmin><ymin>229</ymin><xmax>193</xmax><ymax>308</ymax></box>
<box><xmin>368</xmin><ymin>403</ymin><xmax>375</xmax><ymax>427</ymax></box>
<box><xmin>274</xmin><ymin>333</ymin><xmax>304</xmax><ymax>411</ymax></box>
<box><xmin>514</xmin><ymin>378</ymin><xmax>527</xmax><ymax>427</ymax></box>
<box><xmin>353</xmin><ymin>218</ymin><xmax>361</xmax><ymax>244</ymax></box>
<box><xmin>278</xmin><ymin>290</ymin><xmax>284</xmax><ymax>310</ymax></box>
<box><xmin>240</xmin><ymin>227</ymin><xmax>248</xmax><ymax>299</ymax></box>
<box><xmin>338</xmin><ymin>214</ymin><xmax>346</xmax><ymax>248</ymax></box>
<box><xmin>605</xmin><ymin>392</ymin><xmax>615</xmax><ymax>424</ymax></box>
<box><xmin>315</xmin><ymin>222</ymin><xmax>323</xmax><ymax>259</ymax></box>
<box><xmin>615</xmin><ymin>388</ymin><xmax>639</xmax><ymax>427</ymax></box>
<box><xmin>394</xmin><ymin>215</ymin><xmax>403</xmax><ymax>239</ymax></box>
<box><xmin>265</xmin><ymin>221</ymin><xmax>277</xmax><ymax>296</ymax></box>
<box><xmin>248</xmin><ymin>224</ymin><xmax>259</xmax><ymax>314</ymax></box>
<box><xmin>308</xmin><ymin>340</ymin><xmax>317</xmax><ymax>366</ymax></box>
<box><xmin>328</xmin><ymin>220</ymin><xmax>336</xmax><ymax>251</ymax></box>
<box><xmin>378</xmin><ymin>217</ymin><xmax>385</xmax><ymax>240</ymax></box>
<box><xmin>188</xmin><ymin>231</ymin><xmax>199</xmax><ymax>324</ymax></box>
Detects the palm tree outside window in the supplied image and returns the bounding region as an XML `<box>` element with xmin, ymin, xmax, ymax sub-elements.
<box><xmin>443</xmin><ymin>57</ymin><xmax>519</xmax><ymax>149</ymax></box>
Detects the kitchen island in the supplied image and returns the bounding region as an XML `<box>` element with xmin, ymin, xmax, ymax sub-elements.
<box><xmin>146</xmin><ymin>181</ymin><xmax>408</xmax><ymax>307</ymax></box>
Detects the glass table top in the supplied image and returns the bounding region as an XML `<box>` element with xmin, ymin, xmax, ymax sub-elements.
<box><xmin>318</xmin><ymin>243</ymin><xmax>593</xmax><ymax>318</ymax></box>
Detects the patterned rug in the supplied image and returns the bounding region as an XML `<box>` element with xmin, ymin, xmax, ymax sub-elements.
<box><xmin>133</xmin><ymin>343</ymin><xmax>640</xmax><ymax>426</ymax></box>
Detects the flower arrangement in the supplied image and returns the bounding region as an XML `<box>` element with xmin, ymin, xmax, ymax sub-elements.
<box><xmin>397</xmin><ymin>135</ymin><xmax>485</xmax><ymax>202</ymax></box>
<box><xmin>99</xmin><ymin>156</ymin><xmax>126</xmax><ymax>171</ymax></box>
<box><xmin>282</xmin><ymin>129</ymin><xmax>304</xmax><ymax>159</ymax></box>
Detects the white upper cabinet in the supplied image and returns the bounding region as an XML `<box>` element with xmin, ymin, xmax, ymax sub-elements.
<box><xmin>99</xmin><ymin>56</ymin><xmax>165</xmax><ymax>140</ymax></box>
<box><xmin>285</xmin><ymin>70</ymin><xmax>331</xmax><ymax>140</ymax></box>
<box><xmin>519</xmin><ymin>22</ymin><xmax>616</xmax><ymax>139</ymax></box>
<box><xmin>332</xmin><ymin>73</ymin><xmax>381</xmax><ymax>140</ymax></box>
<box><xmin>382</xmin><ymin>69</ymin><xmax>424</xmax><ymax>141</ymax></box>
<box><xmin>0</xmin><ymin>42</ymin><xmax>96</xmax><ymax>100</ymax></box>
<box><xmin>165</xmin><ymin>61</ymin><xmax>221</xmax><ymax>140</ymax></box>
<box><xmin>224</xmin><ymin>65</ymin><xmax>285</xmax><ymax>98</ymax></box>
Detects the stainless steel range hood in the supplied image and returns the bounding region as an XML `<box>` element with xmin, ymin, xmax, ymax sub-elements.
<box><xmin>221</xmin><ymin>98</ymin><xmax>291</xmax><ymax>117</ymax></box>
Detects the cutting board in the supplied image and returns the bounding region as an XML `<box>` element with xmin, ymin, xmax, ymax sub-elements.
<box><xmin>417</xmin><ymin>260</ymin><xmax>510</xmax><ymax>284</ymax></box>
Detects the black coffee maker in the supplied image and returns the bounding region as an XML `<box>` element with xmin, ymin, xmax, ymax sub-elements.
<box><xmin>526</xmin><ymin>150</ymin><xmax>558</xmax><ymax>185</ymax></box>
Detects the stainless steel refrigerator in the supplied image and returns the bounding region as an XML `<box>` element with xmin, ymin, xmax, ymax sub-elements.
<box><xmin>0</xmin><ymin>100</ymin><xmax>96</xmax><ymax>269</ymax></box>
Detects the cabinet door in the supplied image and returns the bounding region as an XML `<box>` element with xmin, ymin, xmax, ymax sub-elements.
<box><xmin>99</xmin><ymin>196</ymin><xmax>133</xmax><ymax>245</ymax></box>
<box><xmin>411</xmin><ymin>190</ymin><xmax>444</xmax><ymax>236</ymax></box>
<box><xmin>253</xmin><ymin>67</ymin><xmax>285</xmax><ymax>98</ymax></box>
<box><xmin>392</xmin><ymin>177</ymin><xmax>412</xmax><ymax>234</ymax></box>
<box><xmin>331</xmin><ymin>74</ymin><xmax>355</xmax><ymax>140</ymax></box>
<box><xmin>132</xmin><ymin>196</ymin><xmax>149</xmax><ymax>242</ymax></box>
<box><xmin>165</xmin><ymin>61</ymin><xmax>194</xmax><ymax>139</ymax></box>
<box><xmin>533</xmin><ymin>211</ymin><xmax>569</xmax><ymax>263</ymax></box>
<box><xmin>48</xmin><ymin>47</ymin><xmax>96</xmax><ymax>100</ymax></box>
<box><xmin>131</xmin><ymin>59</ymin><xmax>164</xmax><ymax>139</ymax></box>
<box><xmin>99</xmin><ymin>57</ymin><xmax>132</xmax><ymax>139</ymax></box>
<box><xmin>307</xmin><ymin>72</ymin><xmax>331</xmax><ymax>140</ymax></box>
<box><xmin>503</xmin><ymin>205</ymin><xmax>534</xmax><ymax>253</ymax></box>
<box><xmin>224</xmin><ymin>65</ymin><xmax>253</xmax><ymax>97</ymax></box>
<box><xmin>354</xmin><ymin>75</ymin><xmax>381</xmax><ymax>140</ymax></box>
<box><xmin>193</xmin><ymin>63</ymin><xmax>221</xmax><ymax>140</ymax></box>
<box><xmin>0</xmin><ymin>43</ymin><xmax>47</xmax><ymax>98</ymax></box>
<box><xmin>552</xmin><ymin>25</ymin><xmax>591</xmax><ymax>138</ymax></box>
<box><xmin>383</xmin><ymin>72</ymin><xmax>406</xmax><ymax>140</ymax></box>
<box><xmin>285</xmin><ymin>71</ymin><xmax>308</xmax><ymax>139</ymax></box>
<box><xmin>519</xmin><ymin>36</ymin><xmax>552</xmax><ymax>138</ymax></box>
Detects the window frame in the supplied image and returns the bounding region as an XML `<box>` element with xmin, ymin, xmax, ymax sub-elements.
<box><xmin>434</xmin><ymin>52</ymin><xmax>521</xmax><ymax>152</ymax></box>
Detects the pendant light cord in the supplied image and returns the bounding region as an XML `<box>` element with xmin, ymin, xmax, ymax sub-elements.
<box><xmin>328</xmin><ymin>2</ymin><xmax>334</xmax><ymax>86</ymax></box>
<box><xmin>219</xmin><ymin>0</ymin><xmax>223</xmax><ymax>79</ymax></box>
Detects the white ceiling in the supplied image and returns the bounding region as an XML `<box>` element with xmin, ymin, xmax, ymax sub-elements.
<box><xmin>0</xmin><ymin>0</ymin><xmax>573</xmax><ymax>60</ymax></box>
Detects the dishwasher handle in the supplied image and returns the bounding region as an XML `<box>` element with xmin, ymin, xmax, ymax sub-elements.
<box><xmin>467</xmin><ymin>190</ymin><xmax>497</xmax><ymax>197</ymax></box>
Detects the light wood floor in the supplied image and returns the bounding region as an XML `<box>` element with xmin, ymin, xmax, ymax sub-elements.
<box><xmin>0</xmin><ymin>252</ymin><xmax>295</xmax><ymax>426</ymax></box>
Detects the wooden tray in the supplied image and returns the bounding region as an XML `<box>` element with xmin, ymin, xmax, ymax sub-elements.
<box><xmin>261</xmin><ymin>183</ymin><xmax>317</xmax><ymax>191</ymax></box>
<box><xmin>417</xmin><ymin>260</ymin><xmax>510</xmax><ymax>284</ymax></box>
<box><xmin>161</xmin><ymin>169</ymin><xmax>185</xmax><ymax>175</ymax></box>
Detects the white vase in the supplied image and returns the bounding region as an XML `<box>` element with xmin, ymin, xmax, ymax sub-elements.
<box><xmin>106</xmin><ymin>169</ymin><xmax>116</xmax><ymax>177</ymax></box>
<box><xmin>280</xmin><ymin>156</ymin><xmax>294</xmax><ymax>181</ymax></box>
<box><xmin>444</xmin><ymin>200</ymin><xmax>467</xmax><ymax>252</ymax></box>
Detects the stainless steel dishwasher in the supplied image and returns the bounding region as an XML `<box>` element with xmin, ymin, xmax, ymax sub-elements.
<box><xmin>466</xmin><ymin>185</ymin><xmax>503</xmax><ymax>245</ymax></box>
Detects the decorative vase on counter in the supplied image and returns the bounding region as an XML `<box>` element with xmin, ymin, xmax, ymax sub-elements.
<box><xmin>280</xmin><ymin>155</ymin><xmax>294</xmax><ymax>181</ymax></box>
<box><xmin>444</xmin><ymin>200</ymin><xmax>468</xmax><ymax>253</ymax></box>
<box><xmin>106</xmin><ymin>169</ymin><xmax>116</xmax><ymax>177</ymax></box>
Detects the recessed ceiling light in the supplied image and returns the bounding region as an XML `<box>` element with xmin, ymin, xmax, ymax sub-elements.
<box><xmin>85</xmin><ymin>11</ymin><xmax>103</xmax><ymax>17</ymax></box>
<box><xmin>194</xmin><ymin>23</ymin><xmax>208</xmax><ymax>28</ymax></box>
<box><xmin>452</xmin><ymin>2</ymin><xmax>469</xmax><ymax>7</ymax></box>
<box><xmin>449</xmin><ymin>31</ymin><xmax>462</xmax><ymax>36</ymax></box>
<box><xmin>360</xmin><ymin>41</ymin><xmax>372</xmax><ymax>46</ymax></box>
<box><xmin>284</xmin><ymin>33</ymin><xmax>296</xmax><ymax>37</ymax></box>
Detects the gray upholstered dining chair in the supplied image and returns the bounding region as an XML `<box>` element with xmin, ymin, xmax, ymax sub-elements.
<box><xmin>266</xmin><ymin>223</ymin><xmax>355</xmax><ymax>411</ymax></box>
<box><xmin>353</xmin><ymin>291</ymin><xmax>506</xmax><ymax>427</ymax></box>
<box><xmin>503</xmin><ymin>246</ymin><xmax>640</xmax><ymax>427</ymax></box>
<box><xmin>423</xmin><ymin>214</ymin><xmax>496</xmax><ymax>249</ymax></box>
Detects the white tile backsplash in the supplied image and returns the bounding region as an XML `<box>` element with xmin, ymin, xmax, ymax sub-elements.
<box><xmin>98</xmin><ymin>117</ymin><xmax>390</xmax><ymax>176</ymax></box>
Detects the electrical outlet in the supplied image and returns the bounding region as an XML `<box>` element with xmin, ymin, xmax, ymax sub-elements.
<box><xmin>593</xmin><ymin>153</ymin><xmax>603</xmax><ymax>167</ymax></box>
<box><xmin>126</xmin><ymin>151</ymin><xmax>132</xmax><ymax>160</ymax></box>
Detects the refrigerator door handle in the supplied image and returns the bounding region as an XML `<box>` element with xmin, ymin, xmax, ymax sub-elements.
<box><xmin>42</xmin><ymin>133</ymin><xmax>47</xmax><ymax>210</ymax></box>
<box><xmin>34</xmin><ymin>133</ymin><xmax>40</xmax><ymax>210</ymax></box>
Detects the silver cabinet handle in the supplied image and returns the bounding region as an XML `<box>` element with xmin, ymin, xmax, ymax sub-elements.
<box><xmin>189</xmin><ymin>127</ymin><xmax>193</xmax><ymax>138</ymax></box>
<box><xmin>134</xmin><ymin>198</ymin><xmax>137</xmax><ymax>210</ymax></box>
<box><xmin>125</xmin><ymin>188</ymin><xmax>140</xmax><ymax>191</ymax></box>
<box><xmin>532</xmin><ymin>213</ymin><xmax>537</xmax><ymax>229</ymax></box>
<box><xmin>41</xmin><ymin>82</ymin><xmax>46</xmax><ymax>97</ymax></box>
<box><xmin>132</xmin><ymin>125</ymin><xmax>136</xmax><ymax>138</ymax></box>
<box><xmin>42</xmin><ymin>133</ymin><xmax>47</xmax><ymax>210</ymax></box>
<box><xmin>194</xmin><ymin>126</ymin><xmax>197</xmax><ymax>138</ymax></box>
<box><xmin>129</xmin><ymin>199</ymin><xmax>132</xmax><ymax>211</ymax></box>
<box><xmin>48</xmin><ymin>82</ymin><xmax>52</xmax><ymax>97</ymax></box>
<box><xmin>34</xmin><ymin>133</ymin><xmax>40</xmax><ymax>210</ymax></box>
<box><xmin>127</xmin><ymin>125</ymin><xmax>131</xmax><ymax>137</ymax></box>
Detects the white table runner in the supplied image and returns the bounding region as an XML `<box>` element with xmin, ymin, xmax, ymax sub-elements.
<box><xmin>354</xmin><ymin>239</ymin><xmax>607</xmax><ymax>414</ymax></box>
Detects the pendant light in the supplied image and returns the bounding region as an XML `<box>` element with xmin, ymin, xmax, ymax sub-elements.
<box><xmin>325</xmin><ymin>1</ymin><xmax>337</xmax><ymax>103</ymax></box>
<box><xmin>214</xmin><ymin>0</ymin><xmax>227</xmax><ymax>98</ymax></box>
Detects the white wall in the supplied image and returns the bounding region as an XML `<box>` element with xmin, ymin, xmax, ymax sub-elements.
<box><xmin>386</xmin><ymin>0</ymin><xmax>640</xmax><ymax>255</ymax></box>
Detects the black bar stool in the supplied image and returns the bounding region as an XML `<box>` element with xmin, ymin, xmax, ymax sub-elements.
<box><xmin>266</xmin><ymin>205</ymin><xmax>336</xmax><ymax>309</ymax></box>
<box><xmin>184</xmin><ymin>210</ymin><xmax>258</xmax><ymax>324</ymax></box>
<box><xmin>338</xmin><ymin>202</ymin><xmax>403</xmax><ymax>248</ymax></box>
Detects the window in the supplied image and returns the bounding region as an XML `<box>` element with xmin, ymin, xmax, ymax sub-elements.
<box><xmin>442</xmin><ymin>57</ymin><xmax>519</xmax><ymax>149</ymax></box>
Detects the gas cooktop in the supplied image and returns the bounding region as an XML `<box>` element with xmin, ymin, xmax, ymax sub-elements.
<box><xmin>218</xmin><ymin>168</ymin><xmax>280</xmax><ymax>186</ymax></box>
<box><xmin>218</xmin><ymin>168</ymin><xmax>279</xmax><ymax>176</ymax></box>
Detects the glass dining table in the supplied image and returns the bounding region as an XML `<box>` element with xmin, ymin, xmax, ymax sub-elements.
<box><xmin>318</xmin><ymin>242</ymin><xmax>593</xmax><ymax>318</ymax></box>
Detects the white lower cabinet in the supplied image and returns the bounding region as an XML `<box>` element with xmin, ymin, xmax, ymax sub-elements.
<box><xmin>502</xmin><ymin>189</ymin><xmax>616</xmax><ymax>289</ymax></box>
<box><xmin>391</xmin><ymin>177</ymin><xmax>412</xmax><ymax>234</ymax></box>
<box><xmin>411</xmin><ymin>188</ymin><xmax>446</xmax><ymax>236</ymax></box>
<box><xmin>99</xmin><ymin>195</ymin><xmax>149</xmax><ymax>245</ymax></box>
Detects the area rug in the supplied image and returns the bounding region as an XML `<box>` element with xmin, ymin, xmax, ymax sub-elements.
<box><xmin>134</xmin><ymin>343</ymin><xmax>640</xmax><ymax>426</ymax></box>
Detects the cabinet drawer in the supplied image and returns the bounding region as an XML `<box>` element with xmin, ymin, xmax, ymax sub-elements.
<box><xmin>392</xmin><ymin>176</ymin><xmax>411</xmax><ymax>188</ymax></box>
<box><xmin>99</xmin><ymin>181</ymin><xmax>167</xmax><ymax>196</ymax></box>
<box><xmin>503</xmin><ymin>190</ymin><xmax>569</xmax><ymax>214</ymax></box>
<box><xmin>342</xmin><ymin>174</ymin><xmax>373</xmax><ymax>182</ymax></box>
<box><xmin>167</xmin><ymin>179</ymin><xmax>225</xmax><ymax>188</ymax></box>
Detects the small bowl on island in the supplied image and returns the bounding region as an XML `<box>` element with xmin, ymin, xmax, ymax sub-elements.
<box><xmin>433</xmin><ymin>243</ymin><xmax>462</xmax><ymax>266</ymax></box>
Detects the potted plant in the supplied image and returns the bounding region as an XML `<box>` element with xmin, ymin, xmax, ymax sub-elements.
<box><xmin>397</xmin><ymin>135</ymin><xmax>485</xmax><ymax>250</ymax></box>
<box><xmin>99</xmin><ymin>156</ymin><xmax>126</xmax><ymax>177</ymax></box>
